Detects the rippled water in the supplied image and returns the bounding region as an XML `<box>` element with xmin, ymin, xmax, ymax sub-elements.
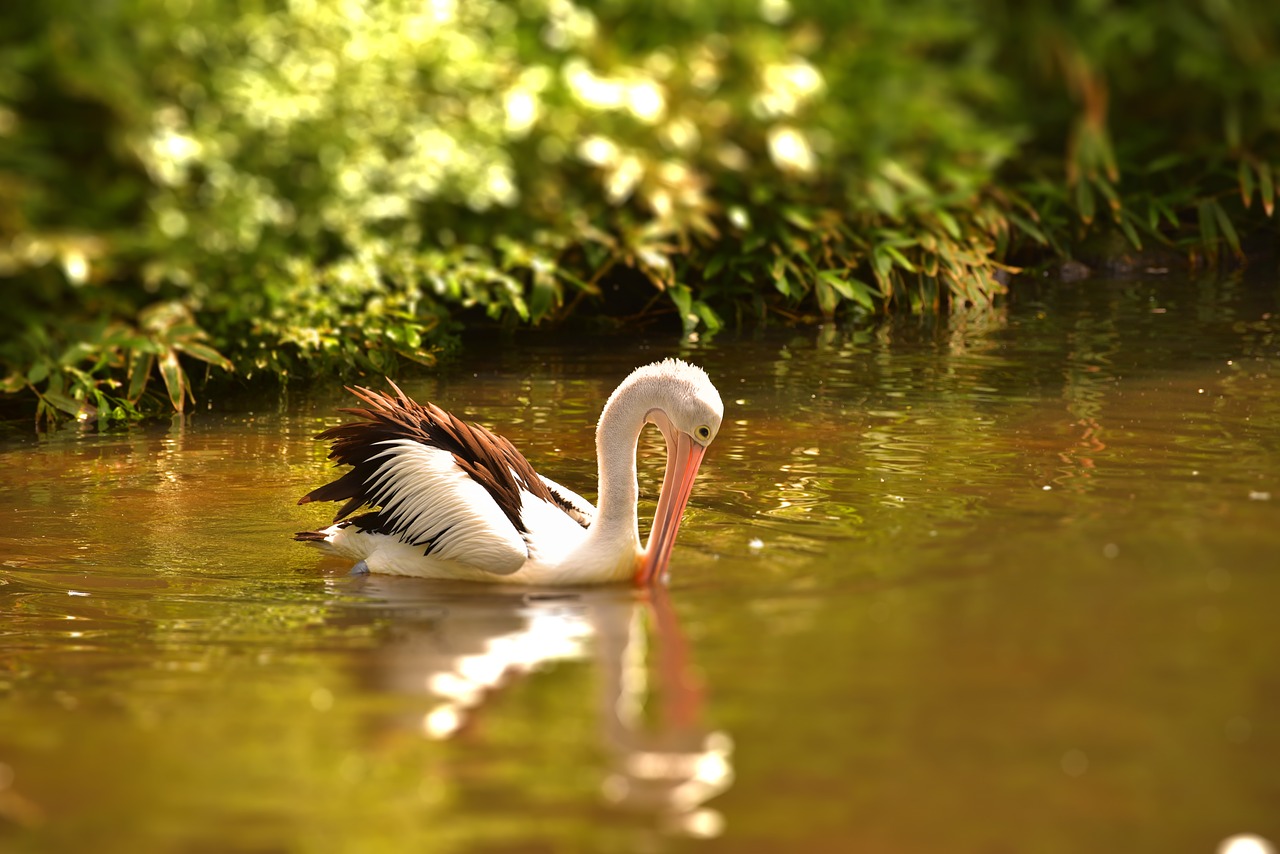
<box><xmin>2</xmin><ymin>277</ymin><xmax>1279</xmax><ymax>852</ymax></box>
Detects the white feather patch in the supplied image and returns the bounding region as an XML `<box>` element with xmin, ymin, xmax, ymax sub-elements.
<box><xmin>520</xmin><ymin>491</ymin><xmax>593</xmax><ymax>566</ymax></box>
<box><xmin>365</xmin><ymin>439</ymin><xmax>528</xmax><ymax>574</ymax></box>
<box><xmin>538</xmin><ymin>474</ymin><xmax>596</xmax><ymax>526</ymax></box>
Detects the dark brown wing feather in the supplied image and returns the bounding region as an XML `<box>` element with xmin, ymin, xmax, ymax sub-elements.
<box><xmin>298</xmin><ymin>380</ymin><xmax>562</xmax><ymax>535</ymax></box>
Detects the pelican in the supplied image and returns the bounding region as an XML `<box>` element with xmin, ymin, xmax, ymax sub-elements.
<box><xmin>294</xmin><ymin>359</ymin><xmax>723</xmax><ymax>585</ymax></box>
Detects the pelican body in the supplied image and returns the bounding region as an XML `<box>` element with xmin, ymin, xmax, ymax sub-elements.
<box><xmin>295</xmin><ymin>359</ymin><xmax>723</xmax><ymax>585</ymax></box>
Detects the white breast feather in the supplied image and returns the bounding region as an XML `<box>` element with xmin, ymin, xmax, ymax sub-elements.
<box><xmin>519</xmin><ymin>490</ymin><xmax>592</xmax><ymax>566</ymax></box>
<box><xmin>365</xmin><ymin>439</ymin><xmax>528</xmax><ymax>573</ymax></box>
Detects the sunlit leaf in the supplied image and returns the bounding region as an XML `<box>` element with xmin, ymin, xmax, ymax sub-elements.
<box><xmin>782</xmin><ymin>208</ymin><xmax>815</xmax><ymax>230</ymax></box>
<box><xmin>844</xmin><ymin>278</ymin><xmax>877</xmax><ymax>311</ymax></box>
<box><xmin>174</xmin><ymin>341</ymin><xmax>234</xmax><ymax>371</ymax></box>
<box><xmin>814</xmin><ymin>278</ymin><xmax>838</xmax><ymax>316</ymax></box>
<box><xmin>669</xmin><ymin>284</ymin><xmax>693</xmax><ymax>327</ymax></box>
<box><xmin>692</xmin><ymin>300</ymin><xmax>722</xmax><ymax>332</ymax></box>
<box><xmin>882</xmin><ymin>245</ymin><xmax>918</xmax><ymax>273</ymax></box>
<box><xmin>159</xmin><ymin>349</ymin><xmax>186</xmax><ymax>413</ymax></box>
<box><xmin>935</xmin><ymin>210</ymin><xmax>961</xmax><ymax>240</ymax></box>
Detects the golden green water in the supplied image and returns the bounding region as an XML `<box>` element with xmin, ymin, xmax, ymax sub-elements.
<box><xmin>2</xmin><ymin>278</ymin><xmax>1279</xmax><ymax>853</ymax></box>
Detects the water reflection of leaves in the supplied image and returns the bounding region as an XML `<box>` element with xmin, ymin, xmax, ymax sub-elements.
<box><xmin>328</xmin><ymin>578</ymin><xmax>733</xmax><ymax>839</ymax></box>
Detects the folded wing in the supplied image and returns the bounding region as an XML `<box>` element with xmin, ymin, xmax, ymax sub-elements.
<box><xmin>298</xmin><ymin>381</ymin><xmax>584</xmax><ymax>575</ymax></box>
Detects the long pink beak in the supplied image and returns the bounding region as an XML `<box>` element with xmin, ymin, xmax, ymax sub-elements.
<box><xmin>636</xmin><ymin>429</ymin><xmax>707</xmax><ymax>585</ymax></box>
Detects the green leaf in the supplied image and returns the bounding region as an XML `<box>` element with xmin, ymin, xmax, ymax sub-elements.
<box><xmin>1146</xmin><ymin>153</ymin><xmax>1185</xmax><ymax>173</ymax></box>
<box><xmin>880</xmin><ymin>160</ymin><xmax>932</xmax><ymax>197</ymax></box>
<box><xmin>27</xmin><ymin>362</ymin><xmax>49</xmax><ymax>385</ymax></box>
<box><xmin>782</xmin><ymin>207</ymin><xmax>814</xmax><ymax>230</ymax></box>
<box><xmin>935</xmin><ymin>210</ymin><xmax>961</xmax><ymax>240</ymax></box>
<box><xmin>1153</xmin><ymin>198</ymin><xmax>1180</xmax><ymax>228</ymax></box>
<box><xmin>1197</xmin><ymin>200</ymin><xmax>1218</xmax><ymax>253</ymax></box>
<box><xmin>42</xmin><ymin>389</ymin><xmax>81</xmax><ymax>416</ymax></box>
<box><xmin>882</xmin><ymin>245</ymin><xmax>918</xmax><ymax>273</ymax></box>
<box><xmin>1224</xmin><ymin>102</ymin><xmax>1242</xmax><ymax>150</ymax></box>
<box><xmin>1075</xmin><ymin>180</ymin><xmax>1096</xmax><ymax>224</ymax></box>
<box><xmin>1117</xmin><ymin>213</ymin><xmax>1143</xmax><ymax>251</ymax></box>
<box><xmin>1145</xmin><ymin>201</ymin><xmax>1160</xmax><ymax>231</ymax></box>
<box><xmin>844</xmin><ymin>278</ymin><xmax>877</xmax><ymax>311</ymax></box>
<box><xmin>771</xmin><ymin>262</ymin><xmax>794</xmax><ymax>299</ymax></box>
<box><xmin>692</xmin><ymin>300</ymin><xmax>722</xmax><ymax>333</ymax></box>
<box><xmin>814</xmin><ymin>278</ymin><xmax>838</xmax><ymax>317</ymax></box>
<box><xmin>174</xmin><ymin>341</ymin><xmax>234</xmax><ymax>371</ymax></box>
<box><xmin>817</xmin><ymin>270</ymin><xmax>858</xmax><ymax>302</ymax></box>
<box><xmin>1</xmin><ymin>372</ymin><xmax>25</xmax><ymax>393</ymax></box>
<box><xmin>703</xmin><ymin>253</ymin><xmax>727</xmax><ymax>281</ymax></box>
<box><xmin>1238</xmin><ymin>159</ymin><xmax>1255</xmax><ymax>209</ymax></box>
<box><xmin>1091</xmin><ymin>177</ymin><xmax>1120</xmax><ymax>212</ymax></box>
<box><xmin>1007</xmin><ymin>211</ymin><xmax>1048</xmax><ymax>245</ymax></box>
<box><xmin>1259</xmin><ymin>162</ymin><xmax>1275</xmax><ymax>217</ymax></box>
<box><xmin>58</xmin><ymin>341</ymin><xmax>97</xmax><ymax>367</ymax></box>
<box><xmin>127</xmin><ymin>351</ymin><xmax>153</xmax><ymax>401</ymax></box>
<box><xmin>1212</xmin><ymin>200</ymin><xmax>1241</xmax><ymax>255</ymax></box>
<box><xmin>528</xmin><ymin>279</ymin><xmax>556</xmax><ymax>322</ymax></box>
<box><xmin>159</xmin><ymin>349</ymin><xmax>186</xmax><ymax>413</ymax></box>
<box><xmin>669</xmin><ymin>284</ymin><xmax>693</xmax><ymax>330</ymax></box>
<box><xmin>871</xmin><ymin>247</ymin><xmax>892</xmax><ymax>279</ymax></box>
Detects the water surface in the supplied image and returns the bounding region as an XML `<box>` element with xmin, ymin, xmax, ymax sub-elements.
<box><xmin>2</xmin><ymin>277</ymin><xmax>1279</xmax><ymax>852</ymax></box>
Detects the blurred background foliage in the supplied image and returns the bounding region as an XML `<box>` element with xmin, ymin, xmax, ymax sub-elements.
<box><xmin>1</xmin><ymin>0</ymin><xmax>1278</xmax><ymax>424</ymax></box>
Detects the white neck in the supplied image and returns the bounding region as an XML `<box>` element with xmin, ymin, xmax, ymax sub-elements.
<box><xmin>588</xmin><ymin>378</ymin><xmax>650</xmax><ymax>554</ymax></box>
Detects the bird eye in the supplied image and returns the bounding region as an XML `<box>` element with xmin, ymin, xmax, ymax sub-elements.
<box><xmin>695</xmin><ymin>425</ymin><xmax>712</xmax><ymax>441</ymax></box>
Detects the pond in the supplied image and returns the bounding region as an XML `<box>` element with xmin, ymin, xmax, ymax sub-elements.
<box><xmin>2</xmin><ymin>275</ymin><xmax>1278</xmax><ymax>853</ymax></box>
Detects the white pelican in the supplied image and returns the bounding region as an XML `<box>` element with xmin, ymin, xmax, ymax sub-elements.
<box><xmin>295</xmin><ymin>359</ymin><xmax>723</xmax><ymax>585</ymax></box>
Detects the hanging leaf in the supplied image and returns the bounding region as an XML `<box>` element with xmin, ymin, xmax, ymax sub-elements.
<box><xmin>42</xmin><ymin>389</ymin><xmax>81</xmax><ymax>416</ymax></box>
<box><xmin>1259</xmin><ymin>162</ymin><xmax>1275</xmax><ymax>217</ymax></box>
<box><xmin>669</xmin><ymin>284</ymin><xmax>694</xmax><ymax>332</ymax></box>
<box><xmin>935</xmin><ymin>210</ymin><xmax>961</xmax><ymax>240</ymax></box>
<box><xmin>1238</xmin><ymin>159</ymin><xmax>1255</xmax><ymax>209</ymax></box>
<box><xmin>703</xmin><ymin>253</ymin><xmax>727</xmax><ymax>281</ymax></box>
<box><xmin>692</xmin><ymin>300</ymin><xmax>723</xmax><ymax>332</ymax></box>
<box><xmin>1007</xmin><ymin>211</ymin><xmax>1048</xmax><ymax>245</ymax></box>
<box><xmin>1117</xmin><ymin>211</ymin><xmax>1143</xmax><ymax>251</ymax></box>
<box><xmin>844</xmin><ymin>278</ymin><xmax>877</xmax><ymax>311</ymax></box>
<box><xmin>1211</xmin><ymin>200</ymin><xmax>1242</xmax><ymax>256</ymax></box>
<box><xmin>814</xmin><ymin>278</ymin><xmax>838</xmax><ymax>317</ymax></box>
<box><xmin>1197</xmin><ymin>200</ymin><xmax>1218</xmax><ymax>254</ymax></box>
<box><xmin>1075</xmin><ymin>180</ymin><xmax>1096</xmax><ymax>224</ymax></box>
<box><xmin>174</xmin><ymin>341</ymin><xmax>234</xmax><ymax>371</ymax></box>
<box><xmin>1091</xmin><ymin>177</ymin><xmax>1120</xmax><ymax>212</ymax></box>
<box><xmin>1</xmin><ymin>372</ymin><xmax>25</xmax><ymax>394</ymax></box>
<box><xmin>159</xmin><ymin>349</ymin><xmax>186</xmax><ymax>413</ymax></box>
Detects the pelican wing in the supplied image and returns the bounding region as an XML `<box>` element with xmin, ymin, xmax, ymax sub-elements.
<box><xmin>298</xmin><ymin>382</ymin><xmax>572</xmax><ymax>575</ymax></box>
<box><xmin>538</xmin><ymin>475</ymin><xmax>595</xmax><ymax>528</ymax></box>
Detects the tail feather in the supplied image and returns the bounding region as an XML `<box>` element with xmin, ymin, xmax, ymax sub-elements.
<box><xmin>293</xmin><ymin>530</ymin><xmax>330</xmax><ymax>543</ymax></box>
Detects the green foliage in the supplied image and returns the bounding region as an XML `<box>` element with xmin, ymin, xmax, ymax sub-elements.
<box><xmin>1</xmin><ymin>294</ymin><xmax>233</xmax><ymax>429</ymax></box>
<box><xmin>1</xmin><ymin>0</ymin><xmax>1278</xmax><ymax>424</ymax></box>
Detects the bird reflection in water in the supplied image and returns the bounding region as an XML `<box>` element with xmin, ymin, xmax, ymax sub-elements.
<box><xmin>331</xmin><ymin>575</ymin><xmax>733</xmax><ymax>838</ymax></box>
